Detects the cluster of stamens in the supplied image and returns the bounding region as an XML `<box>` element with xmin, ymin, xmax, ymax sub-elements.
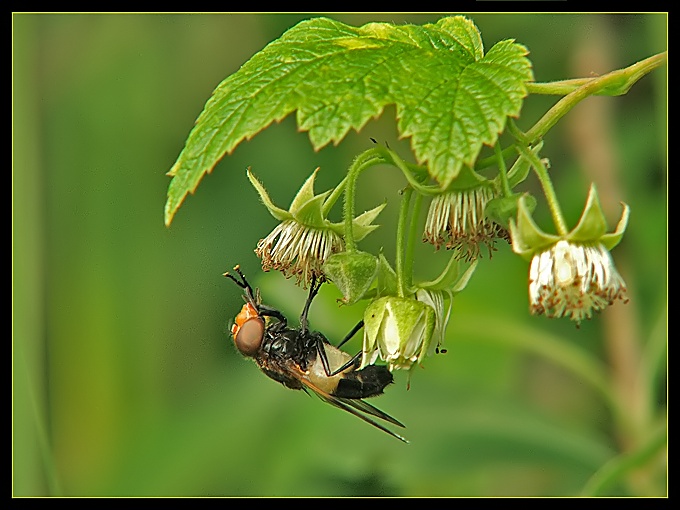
<box><xmin>255</xmin><ymin>220</ymin><xmax>344</xmax><ymax>287</ymax></box>
<box><xmin>529</xmin><ymin>240</ymin><xmax>628</xmax><ymax>325</ymax></box>
<box><xmin>423</xmin><ymin>187</ymin><xmax>508</xmax><ymax>261</ymax></box>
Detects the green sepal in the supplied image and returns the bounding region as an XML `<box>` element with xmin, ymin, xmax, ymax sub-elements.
<box><xmin>509</xmin><ymin>183</ymin><xmax>630</xmax><ymax>260</ymax></box>
<box><xmin>376</xmin><ymin>253</ymin><xmax>398</xmax><ymax>297</ymax></box>
<box><xmin>291</xmin><ymin>191</ymin><xmax>331</xmax><ymax>227</ymax></box>
<box><xmin>565</xmin><ymin>183</ymin><xmax>630</xmax><ymax>250</ymax></box>
<box><xmin>600</xmin><ymin>202</ymin><xmax>630</xmax><ymax>251</ymax></box>
<box><xmin>247</xmin><ymin>168</ymin><xmax>292</xmax><ymax>221</ymax></box>
<box><xmin>450</xmin><ymin>258</ymin><xmax>478</xmax><ymax>293</ymax></box>
<box><xmin>333</xmin><ymin>202</ymin><xmax>387</xmax><ymax>242</ymax></box>
<box><xmin>509</xmin><ymin>193</ymin><xmax>559</xmax><ymax>260</ymax></box>
<box><xmin>444</xmin><ymin>164</ymin><xmax>490</xmax><ymax>191</ymax></box>
<box><xmin>248</xmin><ymin>167</ymin><xmax>385</xmax><ymax>240</ymax></box>
<box><xmin>418</xmin><ymin>254</ymin><xmax>478</xmax><ymax>293</ymax></box>
<box><xmin>289</xmin><ymin>169</ymin><xmax>324</xmax><ymax>216</ymax></box>
<box><xmin>485</xmin><ymin>193</ymin><xmax>536</xmax><ymax>229</ymax></box>
<box><xmin>567</xmin><ymin>184</ymin><xmax>608</xmax><ymax>242</ymax></box>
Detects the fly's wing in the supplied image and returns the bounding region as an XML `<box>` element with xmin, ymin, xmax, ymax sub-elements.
<box><xmin>315</xmin><ymin>392</ymin><xmax>409</xmax><ymax>444</ymax></box>
<box><xmin>330</xmin><ymin>395</ymin><xmax>405</xmax><ymax>428</ymax></box>
<box><xmin>288</xmin><ymin>365</ymin><xmax>408</xmax><ymax>444</ymax></box>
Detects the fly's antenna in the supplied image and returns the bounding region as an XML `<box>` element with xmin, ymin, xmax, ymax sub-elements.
<box><xmin>223</xmin><ymin>265</ymin><xmax>259</xmax><ymax>306</ymax></box>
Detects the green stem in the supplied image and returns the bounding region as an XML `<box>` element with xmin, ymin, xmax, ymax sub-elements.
<box><xmin>580</xmin><ymin>420</ymin><xmax>667</xmax><ymax>496</ymax></box>
<box><xmin>515</xmin><ymin>143</ymin><xmax>569</xmax><ymax>237</ymax></box>
<box><xmin>475</xmin><ymin>145</ymin><xmax>517</xmax><ymax>172</ymax></box>
<box><xmin>343</xmin><ymin>145</ymin><xmax>425</xmax><ymax>296</ymax></box>
<box><xmin>505</xmin><ymin>141</ymin><xmax>544</xmax><ymax>190</ymax></box>
<box><xmin>342</xmin><ymin>149</ymin><xmax>389</xmax><ymax>251</ymax></box>
<box><xmin>395</xmin><ymin>187</ymin><xmax>413</xmax><ymax>297</ymax></box>
<box><xmin>526</xmin><ymin>52</ymin><xmax>667</xmax><ymax>97</ymax></box>
<box><xmin>374</xmin><ymin>145</ymin><xmax>444</xmax><ymax>196</ymax></box>
<box><xmin>524</xmin><ymin>52</ymin><xmax>667</xmax><ymax>144</ymax></box>
<box><xmin>494</xmin><ymin>141</ymin><xmax>512</xmax><ymax>197</ymax></box>
<box><xmin>404</xmin><ymin>191</ymin><xmax>422</xmax><ymax>294</ymax></box>
<box><xmin>322</xmin><ymin>175</ymin><xmax>348</xmax><ymax>218</ymax></box>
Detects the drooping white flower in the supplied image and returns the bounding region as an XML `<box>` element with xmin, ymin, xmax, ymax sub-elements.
<box><xmin>248</xmin><ymin>167</ymin><xmax>384</xmax><ymax>287</ymax></box>
<box><xmin>509</xmin><ymin>183</ymin><xmax>630</xmax><ymax>325</ymax></box>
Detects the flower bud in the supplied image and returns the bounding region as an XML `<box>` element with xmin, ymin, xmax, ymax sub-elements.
<box><xmin>323</xmin><ymin>251</ymin><xmax>378</xmax><ymax>305</ymax></box>
<box><xmin>362</xmin><ymin>296</ymin><xmax>435</xmax><ymax>371</ymax></box>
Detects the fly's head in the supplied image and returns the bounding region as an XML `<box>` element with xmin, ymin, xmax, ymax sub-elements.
<box><xmin>224</xmin><ymin>265</ymin><xmax>265</xmax><ymax>357</ymax></box>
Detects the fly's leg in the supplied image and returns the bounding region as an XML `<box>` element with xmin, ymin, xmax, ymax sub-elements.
<box><xmin>224</xmin><ymin>265</ymin><xmax>287</xmax><ymax>327</ymax></box>
<box><xmin>315</xmin><ymin>319</ymin><xmax>365</xmax><ymax>377</ymax></box>
<box><xmin>297</xmin><ymin>277</ymin><xmax>368</xmax><ymax>377</ymax></box>
<box><xmin>299</xmin><ymin>274</ymin><xmax>322</xmax><ymax>335</ymax></box>
<box><xmin>328</xmin><ymin>351</ymin><xmax>363</xmax><ymax>377</ymax></box>
<box><xmin>224</xmin><ymin>265</ymin><xmax>262</xmax><ymax>307</ymax></box>
<box><xmin>258</xmin><ymin>305</ymin><xmax>287</xmax><ymax>327</ymax></box>
<box><xmin>337</xmin><ymin>320</ymin><xmax>364</xmax><ymax>349</ymax></box>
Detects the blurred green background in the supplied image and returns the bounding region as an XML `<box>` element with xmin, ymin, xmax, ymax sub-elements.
<box><xmin>13</xmin><ymin>13</ymin><xmax>667</xmax><ymax>496</ymax></box>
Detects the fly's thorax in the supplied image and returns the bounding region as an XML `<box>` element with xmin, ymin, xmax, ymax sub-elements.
<box><xmin>262</xmin><ymin>327</ymin><xmax>307</xmax><ymax>360</ymax></box>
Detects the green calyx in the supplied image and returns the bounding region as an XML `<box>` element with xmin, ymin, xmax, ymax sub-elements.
<box><xmin>509</xmin><ymin>183</ymin><xmax>630</xmax><ymax>260</ymax></box>
<box><xmin>247</xmin><ymin>167</ymin><xmax>385</xmax><ymax>241</ymax></box>
<box><xmin>356</xmin><ymin>254</ymin><xmax>477</xmax><ymax>372</ymax></box>
<box><xmin>485</xmin><ymin>193</ymin><xmax>537</xmax><ymax>230</ymax></box>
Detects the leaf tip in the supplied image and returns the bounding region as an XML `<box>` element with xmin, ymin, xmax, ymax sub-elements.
<box><xmin>164</xmin><ymin>200</ymin><xmax>177</xmax><ymax>228</ymax></box>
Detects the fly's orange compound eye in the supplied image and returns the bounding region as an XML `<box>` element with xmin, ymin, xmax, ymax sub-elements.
<box><xmin>234</xmin><ymin>317</ymin><xmax>265</xmax><ymax>357</ymax></box>
<box><xmin>231</xmin><ymin>303</ymin><xmax>263</xmax><ymax>357</ymax></box>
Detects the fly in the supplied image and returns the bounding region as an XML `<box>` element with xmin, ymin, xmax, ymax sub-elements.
<box><xmin>224</xmin><ymin>265</ymin><xmax>408</xmax><ymax>443</ymax></box>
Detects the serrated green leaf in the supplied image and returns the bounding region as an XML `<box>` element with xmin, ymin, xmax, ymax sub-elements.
<box><xmin>165</xmin><ymin>15</ymin><xmax>533</xmax><ymax>226</ymax></box>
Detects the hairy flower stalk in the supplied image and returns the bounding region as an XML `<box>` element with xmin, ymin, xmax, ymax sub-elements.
<box><xmin>529</xmin><ymin>240</ymin><xmax>628</xmax><ymax>325</ymax></box>
<box><xmin>424</xmin><ymin>186</ymin><xmax>508</xmax><ymax>260</ymax></box>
